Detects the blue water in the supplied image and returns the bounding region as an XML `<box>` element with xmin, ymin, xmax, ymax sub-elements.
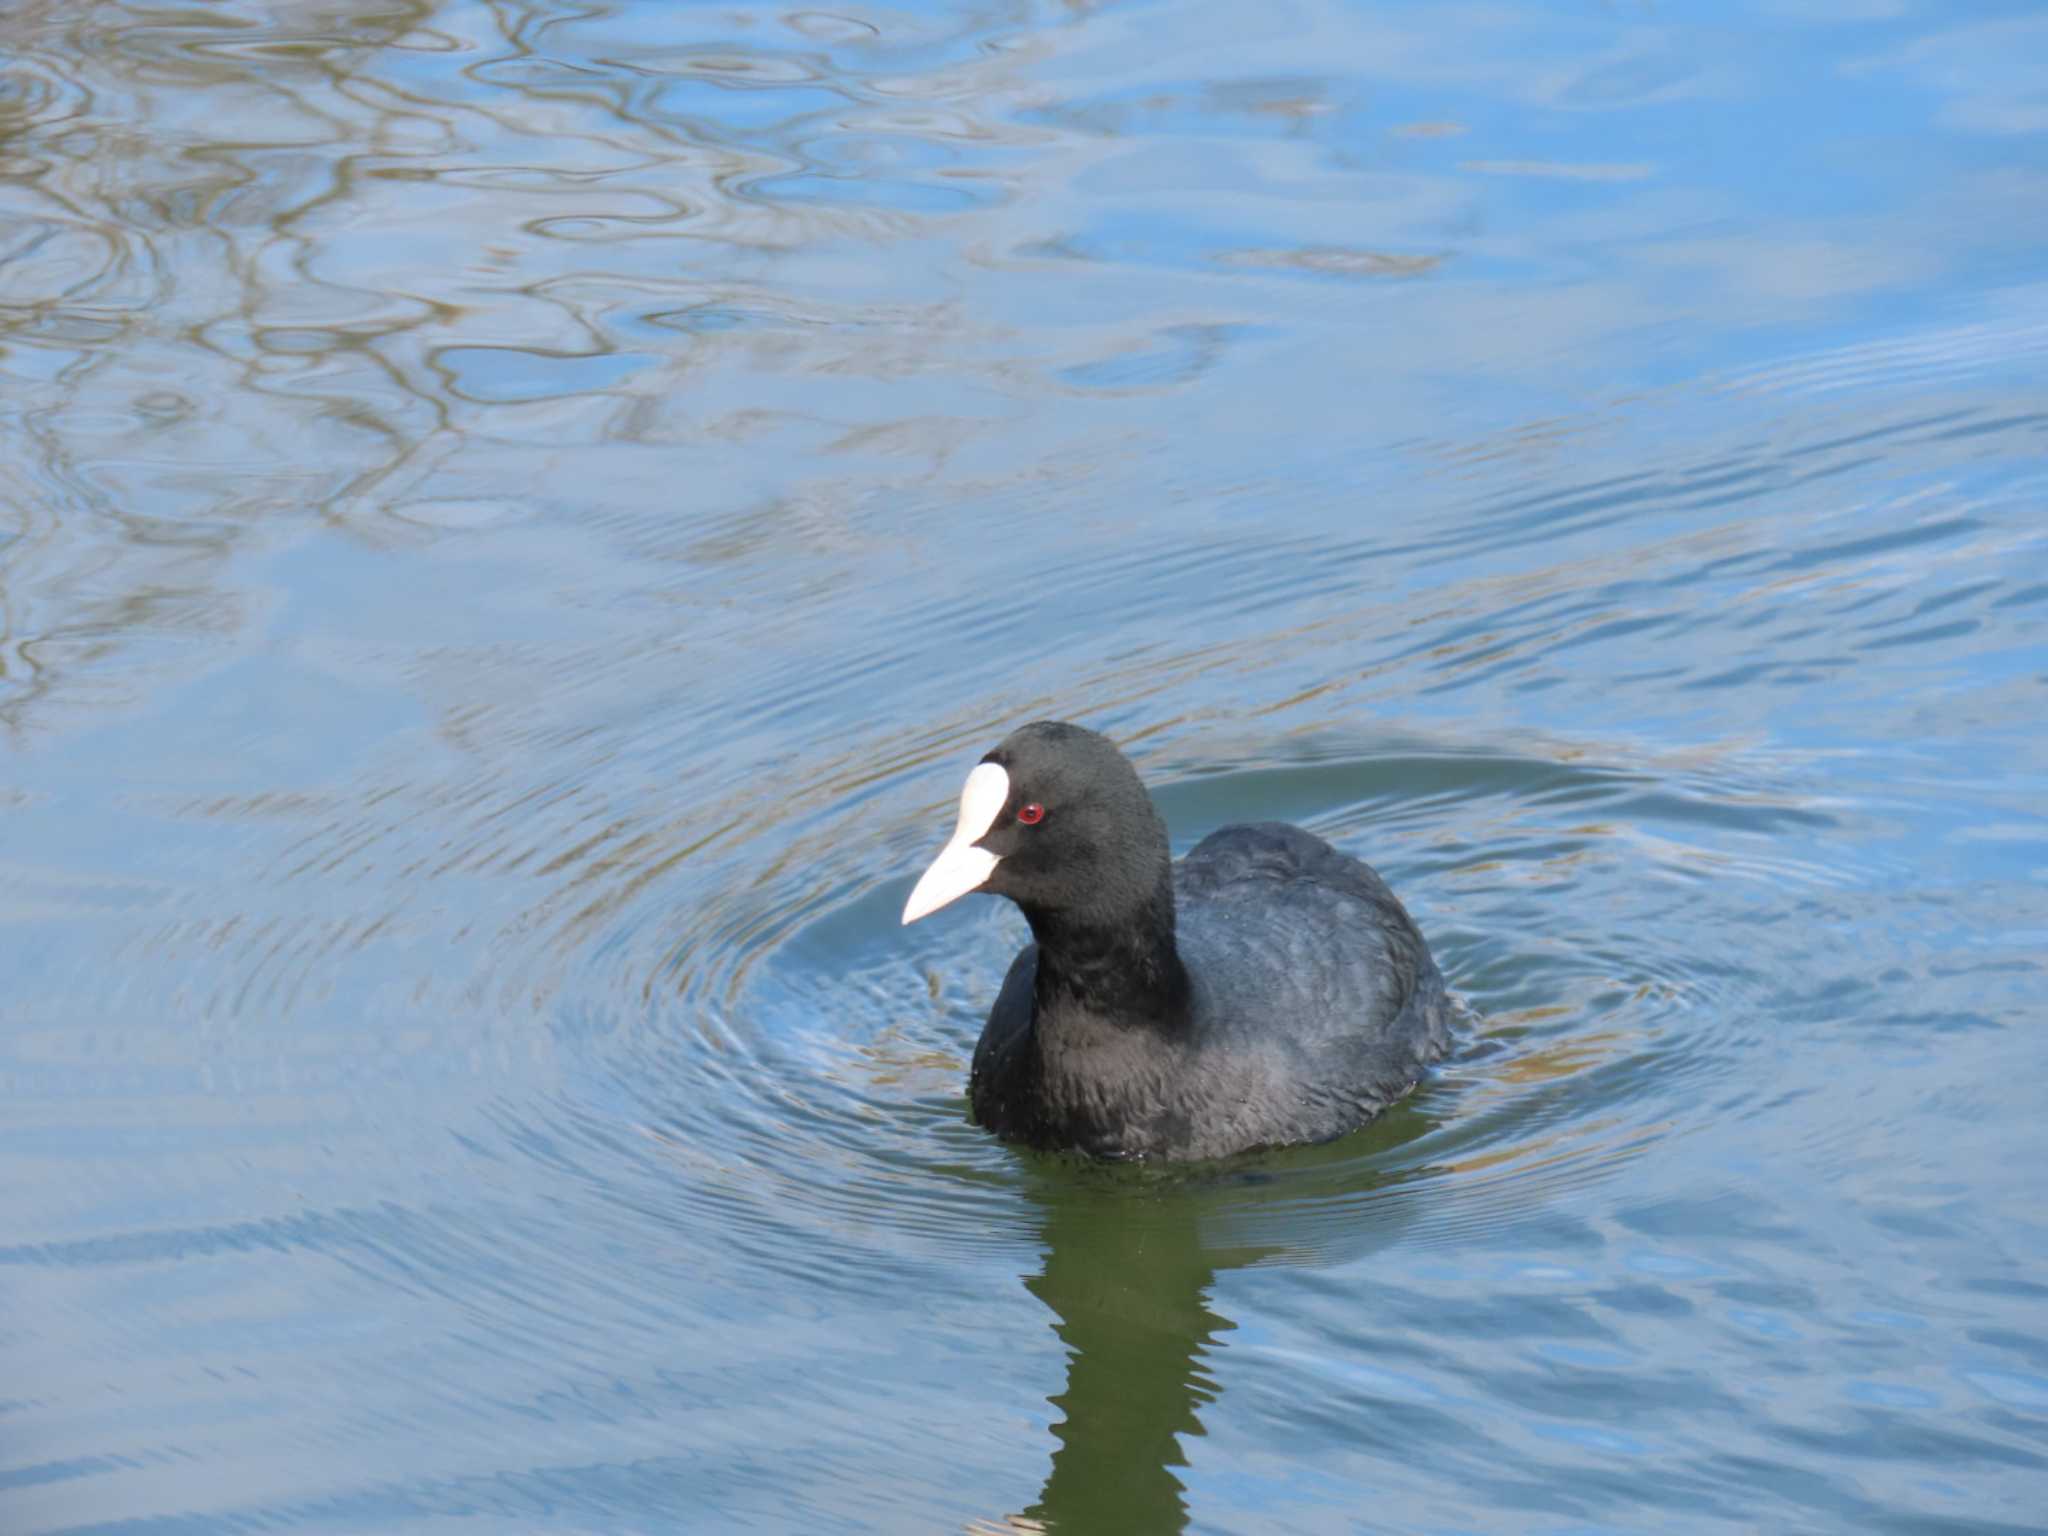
<box><xmin>3</xmin><ymin>0</ymin><xmax>2046</xmax><ymax>1531</ymax></box>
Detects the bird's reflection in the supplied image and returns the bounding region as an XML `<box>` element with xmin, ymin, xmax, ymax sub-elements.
<box><xmin>1018</xmin><ymin>1180</ymin><xmax>1267</xmax><ymax>1533</ymax></box>
<box><xmin>989</xmin><ymin>1094</ymin><xmax>1445</xmax><ymax>1535</ymax></box>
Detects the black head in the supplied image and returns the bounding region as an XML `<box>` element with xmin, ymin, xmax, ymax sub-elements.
<box><xmin>901</xmin><ymin>721</ymin><xmax>1173</xmax><ymax>931</ymax></box>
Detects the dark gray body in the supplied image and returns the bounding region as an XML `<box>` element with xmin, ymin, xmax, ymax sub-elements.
<box><xmin>969</xmin><ymin>822</ymin><xmax>1453</xmax><ymax>1161</ymax></box>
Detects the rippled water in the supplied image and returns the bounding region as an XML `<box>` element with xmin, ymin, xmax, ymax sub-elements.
<box><xmin>5</xmin><ymin>0</ymin><xmax>2047</xmax><ymax>1531</ymax></box>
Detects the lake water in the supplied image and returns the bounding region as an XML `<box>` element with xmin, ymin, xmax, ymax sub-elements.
<box><xmin>4</xmin><ymin>0</ymin><xmax>2047</xmax><ymax>1531</ymax></box>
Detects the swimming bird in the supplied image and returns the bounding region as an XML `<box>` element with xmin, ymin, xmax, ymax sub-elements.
<box><xmin>903</xmin><ymin>721</ymin><xmax>1453</xmax><ymax>1160</ymax></box>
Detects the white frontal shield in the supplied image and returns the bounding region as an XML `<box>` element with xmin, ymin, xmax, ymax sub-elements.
<box><xmin>902</xmin><ymin>762</ymin><xmax>1010</xmax><ymax>924</ymax></box>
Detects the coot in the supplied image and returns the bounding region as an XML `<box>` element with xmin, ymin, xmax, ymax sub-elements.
<box><xmin>902</xmin><ymin>721</ymin><xmax>1453</xmax><ymax>1160</ymax></box>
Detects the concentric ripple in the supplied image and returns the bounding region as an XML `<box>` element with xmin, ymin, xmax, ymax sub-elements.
<box><xmin>407</xmin><ymin>716</ymin><xmax>1862</xmax><ymax>1305</ymax></box>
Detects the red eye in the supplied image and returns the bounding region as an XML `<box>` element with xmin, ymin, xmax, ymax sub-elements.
<box><xmin>1017</xmin><ymin>802</ymin><xmax>1045</xmax><ymax>826</ymax></box>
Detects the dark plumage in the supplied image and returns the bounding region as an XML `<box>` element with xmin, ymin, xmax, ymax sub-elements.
<box><xmin>903</xmin><ymin>721</ymin><xmax>1454</xmax><ymax>1161</ymax></box>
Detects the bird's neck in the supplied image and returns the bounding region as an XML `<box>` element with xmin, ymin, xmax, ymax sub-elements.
<box><xmin>1023</xmin><ymin>873</ymin><xmax>1190</xmax><ymax>1032</ymax></box>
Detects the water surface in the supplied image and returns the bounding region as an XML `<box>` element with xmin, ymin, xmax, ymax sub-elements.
<box><xmin>4</xmin><ymin>0</ymin><xmax>2047</xmax><ymax>1531</ymax></box>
